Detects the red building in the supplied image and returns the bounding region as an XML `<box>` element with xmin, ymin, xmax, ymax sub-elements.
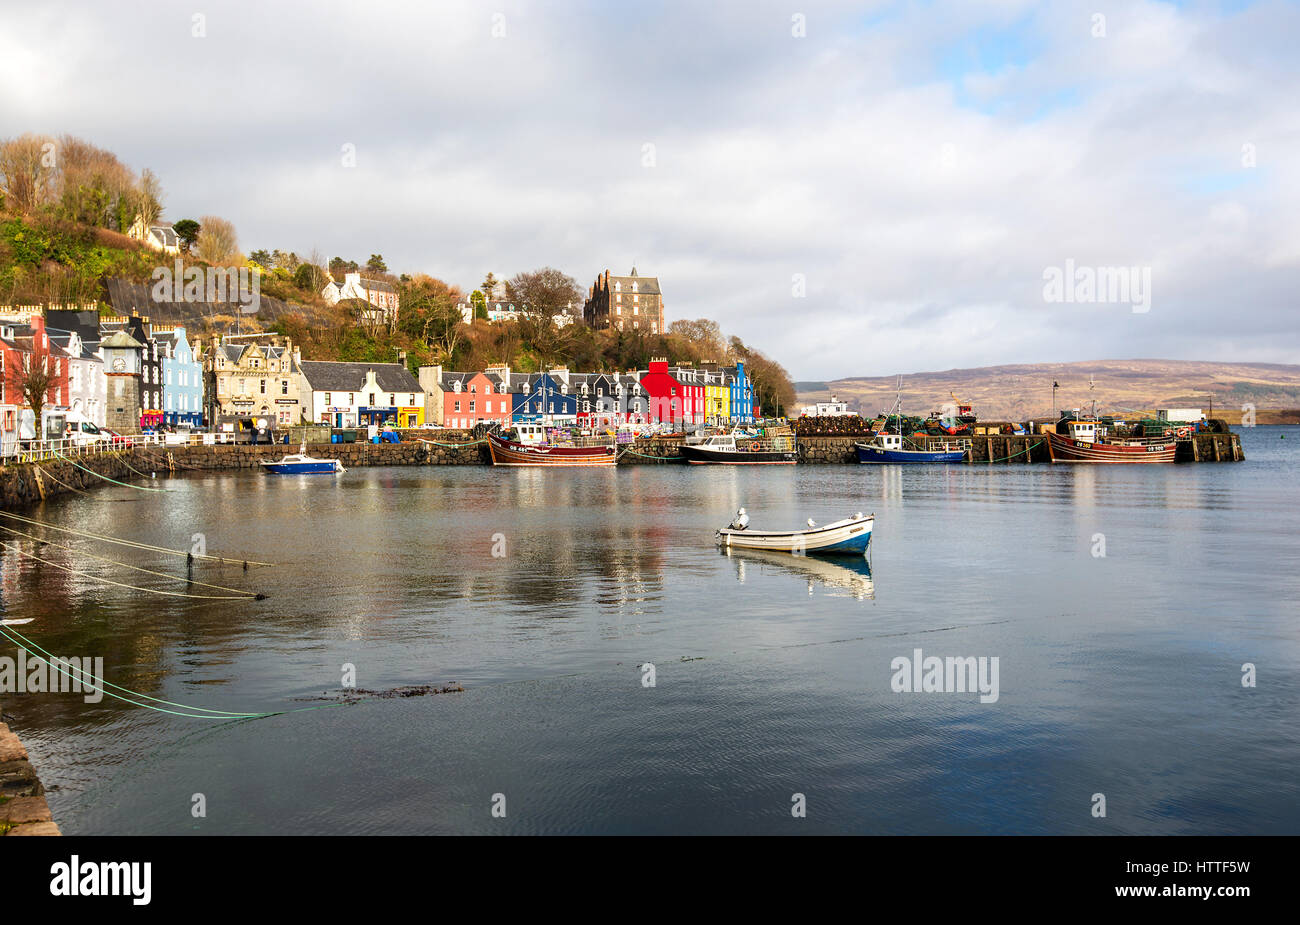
<box><xmin>638</xmin><ymin>357</ymin><xmax>704</xmax><ymax>425</ymax></box>
<box><xmin>439</xmin><ymin>370</ymin><xmax>513</xmax><ymax>430</ymax></box>
<box><xmin>1</xmin><ymin>313</ymin><xmax>71</xmax><ymax>415</ymax></box>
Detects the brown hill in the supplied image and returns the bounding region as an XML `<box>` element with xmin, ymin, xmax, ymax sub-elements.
<box><xmin>796</xmin><ymin>359</ymin><xmax>1300</xmax><ymax>422</ymax></box>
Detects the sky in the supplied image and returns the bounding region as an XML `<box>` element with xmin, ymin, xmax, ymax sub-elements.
<box><xmin>1</xmin><ymin>0</ymin><xmax>1297</xmax><ymax>380</ymax></box>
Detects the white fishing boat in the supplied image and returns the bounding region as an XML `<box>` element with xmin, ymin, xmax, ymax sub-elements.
<box><xmin>715</xmin><ymin>510</ymin><xmax>873</xmax><ymax>556</ymax></box>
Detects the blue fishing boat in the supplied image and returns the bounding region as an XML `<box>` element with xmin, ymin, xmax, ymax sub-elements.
<box><xmin>855</xmin><ymin>433</ymin><xmax>967</xmax><ymax>464</ymax></box>
<box><xmin>260</xmin><ymin>449</ymin><xmax>345</xmax><ymax>474</ymax></box>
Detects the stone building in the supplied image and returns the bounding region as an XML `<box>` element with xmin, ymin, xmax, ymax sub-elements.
<box><xmin>100</xmin><ymin>330</ymin><xmax>144</xmax><ymax>434</ymax></box>
<box><xmin>582</xmin><ymin>266</ymin><xmax>664</xmax><ymax>334</ymax></box>
<box><xmin>200</xmin><ymin>336</ymin><xmax>303</xmax><ymax>426</ymax></box>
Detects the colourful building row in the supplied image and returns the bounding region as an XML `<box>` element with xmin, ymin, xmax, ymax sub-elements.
<box><xmin>419</xmin><ymin>358</ymin><xmax>753</xmax><ymax>429</ymax></box>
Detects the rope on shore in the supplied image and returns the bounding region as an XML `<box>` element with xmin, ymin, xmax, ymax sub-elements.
<box><xmin>617</xmin><ymin>446</ymin><xmax>684</xmax><ymax>461</ymax></box>
<box><xmin>0</xmin><ymin>626</ymin><xmax>341</xmax><ymax>720</ymax></box>
<box><xmin>416</xmin><ymin>437</ymin><xmax>487</xmax><ymax>447</ymax></box>
<box><xmin>0</xmin><ymin>543</ymin><xmax>261</xmax><ymax>600</ymax></box>
<box><xmin>25</xmin><ymin>462</ymin><xmax>102</xmax><ymax>499</ymax></box>
<box><xmin>986</xmin><ymin>440</ymin><xmax>1043</xmax><ymax>462</ymax></box>
<box><xmin>52</xmin><ymin>451</ymin><xmax>175</xmax><ymax>492</ymax></box>
<box><xmin>0</xmin><ymin>525</ymin><xmax>263</xmax><ymax>596</ymax></box>
<box><xmin>0</xmin><ymin>510</ymin><xmax>276</xmax><ymax>567</ymax></box>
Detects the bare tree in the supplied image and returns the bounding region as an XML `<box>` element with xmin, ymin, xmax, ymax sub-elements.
<box><xmin>507</xmin><ymin>267</ymin><xmax>579</xmax><ymax>365</ymax></box>
<box><xmin>132</xmin><ymin>168</ymin><xmax>164</xmax><ymax>228</ymax></box>
<box><xmin>195</xmin><ymin>215</ymin><xmax>240</xmax><ymax>264</ymax></box>
<box><xmin>0</xmin><ymin>133</ymin><xmax>56</xmax><ymax>213</ymax></box>
<box><xmin>7</xmin><ymin>341</ymin><xmax>56</xmax><ymax>428</ymax></box>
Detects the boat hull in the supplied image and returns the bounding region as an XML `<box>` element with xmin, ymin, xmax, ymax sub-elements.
<box><xmin>717</xmin><ymin>516</ymin><xmax>872</xmax><ymax>556</ymax></box>
<box><xmin>261</xmin><ymin>460</ymin><xmax>343</xmax><ymax>474</ymax></box>
<box><xmin>855</xmin><ymin>443</ymin><xmax>966</xmax><ymax>464</ymax></box>
<box><xmin>1046</xmin><ymin>432</ymin><xmax>1175</xmax><ymax>463</ymax></box>
<box><xmin>680</xmin><ymin>445</ymin><xmax>797</xmax><ymax>465</ymax></box>
<box><xmin>488</xmin><ymin>433</ymin><xmax>617</xmax><ymax>467</ymax></box>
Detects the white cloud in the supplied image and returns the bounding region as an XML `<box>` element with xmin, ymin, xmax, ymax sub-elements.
<box><xmin>1</xmin><ymin>0</ymin><xmax>1296</xmax><ymax>378</ymax></box>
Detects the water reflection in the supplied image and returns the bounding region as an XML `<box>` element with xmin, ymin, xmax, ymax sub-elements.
<box><xmin>721</xmin><ymin>547</ymin><xmax>875</xmax><ymax>601</ymax></box>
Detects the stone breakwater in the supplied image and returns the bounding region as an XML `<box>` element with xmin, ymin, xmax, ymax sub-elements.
<box><xmin>0</xmin><ymin>714</ymin><xmax>60</xmax><ymax>836</ymax></box>
<box><xmin>0</xmin><ymin>431</ymin><xmax>1245</xmax><ymax>511</ymax></box>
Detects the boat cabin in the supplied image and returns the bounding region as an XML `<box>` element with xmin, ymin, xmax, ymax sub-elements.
<box><xmin>874</xmin><ymin>434</ymin><xmax>904</xmax><ymax>451</ymax></box>
<box><xmin>1066</xmin><ymin>421</ymin><xmax>1097</xmax><ymax>444</ymax></box>
<box><xmin>514</xmin><ymin>423</ymin><xmax>547</xmax><ymax>445</ymax></box>
<box><xmin>699</xmin><ymin>434</ymin><xmax>737</xmax><ymax>452</ymax></box>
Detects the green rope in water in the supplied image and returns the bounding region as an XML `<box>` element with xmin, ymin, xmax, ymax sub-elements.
<box><xmin>0</xmin><ymin>626</ymin><xmax>344</xmax><ymax>720</ymax></box>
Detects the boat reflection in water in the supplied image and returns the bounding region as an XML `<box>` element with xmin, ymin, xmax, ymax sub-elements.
<box><xmin>721</xmin><ymin>546</ymin><xmax>875</xmax><ymax>601</ymax></box>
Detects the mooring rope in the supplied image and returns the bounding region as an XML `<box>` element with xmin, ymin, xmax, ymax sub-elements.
<box><xmin>0</xmin><ymin>525</ymin><xmax>262</xmax><ymax>596</ymax></box>
<box><xmin>0</xmin><ymin>510</ymin><xmax>275</xmax><ymax>567</ymax></box>
<box><xmin>0</xmin><ymin>543</ymin><xmax>261</xmax><ymax>600</ymax></box>
<box><xmin>0</xmin><ymin>626</ymin><xmax>341</xmax><ymax>719</ymax></box>
<box><xmin>52</xmin><ymin>451</ymin><xmax>175</xmax><ymax>492</ymax></box>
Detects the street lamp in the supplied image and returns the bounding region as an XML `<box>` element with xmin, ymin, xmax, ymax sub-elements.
<box><xmin>1052</xmin><ymin>381</ymin><xmax>1059</xmax><ymax>418</ymax></box>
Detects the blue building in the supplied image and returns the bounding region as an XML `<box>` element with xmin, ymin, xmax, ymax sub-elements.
<box><xmin>155</xmin><ymin>325</ymin><xmax>204</xmax><ymax>426</ymax></box>
<box><xmin>511</xmin><ymin>371</ymin><xmax>578</xmax><ymax>425</ymax></box>
<box><xmin>728</xmin><ymin>360</ymin><xmax>754</xmax><ymax>423</ymax></box>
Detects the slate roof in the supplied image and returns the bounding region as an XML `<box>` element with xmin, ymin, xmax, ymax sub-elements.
<box><xmin>300</xmin><ymin>360</ymin><xmax>420</xmax><ymax>393</ymax></box>
<box><xmin>101</xmin><ymin>330</ymin><xmax>144</xmax><ymax>349</ymax></box>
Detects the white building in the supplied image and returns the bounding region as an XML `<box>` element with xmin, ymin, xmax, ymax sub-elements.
<box><xmin>800</xmin><ymin>395</ymin><xmax>853</xmax><ymax>417</ymax></box>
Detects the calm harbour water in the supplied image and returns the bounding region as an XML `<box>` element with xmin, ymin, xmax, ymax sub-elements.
<box><xmin>2</xmin><ymin>426</ymin><xmax>1298</xmax><ymax>835</ymax></box>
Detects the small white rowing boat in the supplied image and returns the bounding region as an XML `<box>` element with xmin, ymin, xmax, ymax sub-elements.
<box><xmin>716</xmin><ymin>512</ymin><xmax>873</xmax><ymax>556</ymax></box>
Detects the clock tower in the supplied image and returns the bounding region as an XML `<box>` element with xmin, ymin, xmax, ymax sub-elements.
<box><xmin>101</xmin><ymin>330</ymin><xmax>144</xmax><ymax>434</ymax></box>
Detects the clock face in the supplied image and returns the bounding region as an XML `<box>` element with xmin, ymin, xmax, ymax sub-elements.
<box><xmin>112</xmin><ymin>357</ymin><xmax>126</xmax><ymax>372</ymax></box>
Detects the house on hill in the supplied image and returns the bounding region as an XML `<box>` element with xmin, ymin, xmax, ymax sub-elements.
<box><xmin>126</xmin><ymin>217</ymin><xmax>181</xmax><ymax>255</ymax></box>
<box><xmin>582</xmin><ymin>266</ymin><xmax>664</xmax><ymax>334</ymax></box>
<box><xmin>322</xmin><ymin>272</ymin><xmax>400</xmax><ymax>325</ymax></box>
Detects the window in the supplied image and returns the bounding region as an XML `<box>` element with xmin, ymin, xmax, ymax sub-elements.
<box><xmin>469</xmin><ymin>400</ymin><xmax>475</xmax><ymax>413</ymax></box>
<box><xmin>369</xmin><ymin>393</ymin><xmax>376</xmax><ymax>406</ymax></box>
<box><xmin>470</xmin><ymin>384</ymin><xmax>477</xmax><ymax>393</ymax></box>
<box><xmin>454</xmin><ymin>400</ymin><xmax>461</xmax><ymax>412</ymax></box>
<box><xmin>348</xmin><ymin>393</ymin><xmax>354</xmax><ymax>404</ymax></box>
<box><xmin>260</xmin><ymin>379</ymin><xmax>267</xmax><ymax>394</ymax></box>
<box><xmin>389</xmin><ymin>393</ymin><xmax>395</xmax><ymax>405</ymax></box>
<box><xmin>324</xmin><ymin>392</ymin><xmax>331</xmax><ymax>405</ymax></box>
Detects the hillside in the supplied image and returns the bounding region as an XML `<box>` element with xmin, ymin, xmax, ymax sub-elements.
<box><xmin>796</xmin><ymin>359</ymin><xmax>1300</xmax><ymax>422</ymax></box>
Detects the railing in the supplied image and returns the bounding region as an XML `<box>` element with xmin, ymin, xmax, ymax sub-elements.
<box><xmin>0</xmin><ymin>432</ymin><xmax>239</xmax><ymax>465</ymax></box>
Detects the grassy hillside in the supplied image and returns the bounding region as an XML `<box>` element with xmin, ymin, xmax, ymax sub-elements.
<box><xmin>798</xmin><ymin>359</ymin><xmax>1300</xmax><ymax>421</ymax></box>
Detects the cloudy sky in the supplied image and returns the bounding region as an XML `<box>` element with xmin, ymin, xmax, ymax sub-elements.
<box><xmin>2</xmin><ymin>0</ymin><xmax>1296</xmax><ymax>379</ymax></box>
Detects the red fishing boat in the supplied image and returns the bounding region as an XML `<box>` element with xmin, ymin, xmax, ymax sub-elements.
<box><xmin>1046</xmin><ymin>420</ymin><xmax>1175</xmax><ymax>463</ymax></box>
<box><xmin>487</xmin><ymin>428</ymin><xmax>617</xmax><ymax>467</ymax></box>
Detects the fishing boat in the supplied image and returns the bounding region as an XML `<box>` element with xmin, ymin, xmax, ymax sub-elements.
<box><xmin>856</xmin><ymin>379</ymin><xmax>967</xmax><ymax>463</ymax></box>
<box><xmin>260</xmin><ymin>446</ymin><xmax>345</xmax><ymax>474</ymax></box>
<box><xmin>487</xmin><ymin>429</ymin><xmax>617</xmax><ymax>467</ymax></box>
<box><xmin>679</xmin><ymin>429</ymin><xmax>797</xmax><ymax>465</ymax></box>
<box><xmin>855</xmin><ymin>433</ymin><xmax>967</xmax><ymax>464</ymax></box>
<box><xmin>716</xmin><ymin>511</ymin><xmax>873</xmax><ymax>556</ymax></box>
<box><xmin>1046</xmin><ymin>420</ymin><xmax>1175</xmax><ymax>463</ymax></box>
